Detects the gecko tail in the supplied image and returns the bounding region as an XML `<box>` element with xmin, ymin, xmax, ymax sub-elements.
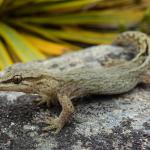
<box><xmin>112</xmin><ymin>31</ymin><xmax>150</xmax><ymax>75</ymax></box>
<box><xmin>112</xmin><ymin>31</ymin><xmax>150</xmax><ymax>60</ymax></box>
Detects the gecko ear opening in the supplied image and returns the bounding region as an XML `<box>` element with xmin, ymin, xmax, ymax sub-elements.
<box><xmin>13</xmin><ymin>75</ymin><xmax>22</xmax><ymax>84</ymax></box>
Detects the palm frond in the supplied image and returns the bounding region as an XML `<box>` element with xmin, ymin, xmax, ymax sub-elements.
<box><xmin>0</xmin><ymin>0</ymin><xmax>149</xmax><ymax>70</ymax></box>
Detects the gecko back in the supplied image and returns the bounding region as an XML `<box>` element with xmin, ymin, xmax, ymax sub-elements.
<box><xmin>60</xmin><ymin>31</ymin><xmax>150</xmax><ymax>98</ymax></box>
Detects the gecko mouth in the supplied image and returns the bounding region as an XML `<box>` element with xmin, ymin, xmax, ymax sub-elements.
<box><xmin>0</xmin><ymin>83</ymin><xmax>32</xmax><ymax>93</ymax></box>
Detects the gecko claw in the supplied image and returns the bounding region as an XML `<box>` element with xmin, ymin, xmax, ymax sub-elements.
<box><xmin>33</xmin><ymin>98</ymin><xmax>46</xmax><ymax>105</ymax></box>
<box><xmin>33</xmin><ymin>98</ymin><xmax>51</xmax><ymax>107</ymax></box>
<box><xmin>42</xmin><ymin>117</ymin><xmax>62</xmax><ymax>134</ymax></box>
<box><xmin>42</xmin><ymin>126</ymin><xmax>61</xmax><ymax>134</ymax></box>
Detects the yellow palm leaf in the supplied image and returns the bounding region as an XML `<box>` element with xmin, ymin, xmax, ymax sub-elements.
<box><xmin>22</xmin><ymin>33</ymin><xmax>71</xmax><ymax>55</ymax></box>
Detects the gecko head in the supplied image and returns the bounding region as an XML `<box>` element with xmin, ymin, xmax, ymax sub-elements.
<box><xmin>0</xmin><ymin>66</ymin><xmax>48</xmax><ymax>94</ymax></box>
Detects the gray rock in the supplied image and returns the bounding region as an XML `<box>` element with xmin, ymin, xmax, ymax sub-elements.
<box><xmin>0</xmin><ymin>45</ymin><xmax>150</xmax><ymax>150</ymax></box>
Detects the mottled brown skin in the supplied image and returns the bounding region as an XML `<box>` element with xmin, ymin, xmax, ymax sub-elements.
<box><xmin>0</xmin><ymin>31</ymin><xmax>150</xmax><ymax>133</ymax></box>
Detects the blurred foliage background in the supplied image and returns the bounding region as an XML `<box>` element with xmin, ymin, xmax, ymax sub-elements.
<box><xmin>0</xmin><ymin>0</ymin><xmax>150</xmax><ymax>70</ymax></box>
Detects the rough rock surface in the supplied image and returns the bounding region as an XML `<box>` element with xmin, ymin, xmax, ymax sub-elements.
<box><xmin>0</xmin><ymin>45</ymin><xmax>150</xmax><ymax>150</ymax></box>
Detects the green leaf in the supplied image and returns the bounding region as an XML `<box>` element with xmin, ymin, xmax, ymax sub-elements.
<box><xmin>0</xmin><ymin>40</ymin><xmax>13</xmax><ymax>69</ymax></box>
<box><xmin>12</xmin><ymin>0</ymin><xmax>100</xmax><ymax>14</ymax></box>
<box><xmin>16</xmin><ymin>10</ymin><xmax>143</xmax><ymax>25</ymax></box>
<box><xmin>0</xmin><ymin>22</ymin><xmax>46</xmax><ymax>62</ymax></box>
<box><xmin>8</xmin><ymin>21</ymin><xmax>81</xmax><ymax>48</ymax></box>
<box><xmin>11</xmin><ymin>22</ymin><xmax>116</xmax><ymax>44</ymax></box>
<box><xmin>0</xmin><ymin>0</ymin><xmax>3</xmax><ymax>6</ymax></box>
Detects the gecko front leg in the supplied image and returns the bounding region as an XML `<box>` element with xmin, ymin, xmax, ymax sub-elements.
<box><xmin>43</xmin><ymin>93</ymin><xmax>75</xmax><ymax>134</ymax></box>
<box><xmin>33</xmin><ymin>93</ymin><xmax>54</xmax><ymax>107</ymax></box>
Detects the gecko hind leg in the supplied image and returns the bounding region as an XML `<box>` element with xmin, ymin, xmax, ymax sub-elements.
<box><xmin>42</xmin><ymin>93</ymin><xmax>75</xmax><ymax>134</ymax></box>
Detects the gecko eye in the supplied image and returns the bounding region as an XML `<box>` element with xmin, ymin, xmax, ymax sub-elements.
<box><xmin>12</xmin><ymin>75</ymin><xmax>22</xmax><ymax>84</ymax></box>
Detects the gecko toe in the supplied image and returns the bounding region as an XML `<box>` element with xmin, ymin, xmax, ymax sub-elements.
<box><xmin>42</xmin><ymin>117</ymin><xmax>62</xmax><ymax>134</ymax></box>
<box><xmin>46</xmin><ymin>100</ymin><xmax>51</xmax><ymax>107</ymax></box>
<box><xmin>33</xmin><ymin>98</ymin><xmax>46</xmax><ymax>106</ymax></box>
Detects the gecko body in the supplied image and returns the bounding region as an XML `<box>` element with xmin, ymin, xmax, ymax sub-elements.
<box><xmin>0</xmin><ymin>31</ymin><xmax>149</xmax><ymax>133</ymax></box>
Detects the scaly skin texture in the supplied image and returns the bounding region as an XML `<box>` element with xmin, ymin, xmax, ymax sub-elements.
<box><xmin>0</xmin><ymin>31</ymin><xmax>150</xmax><ymax>134</ymax></box>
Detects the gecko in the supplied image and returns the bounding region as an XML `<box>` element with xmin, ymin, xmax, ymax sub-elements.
<box><xmin>0</xmin><ymin>31</ymin><xmax>150</xmax><ymax>134</ymax></box>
